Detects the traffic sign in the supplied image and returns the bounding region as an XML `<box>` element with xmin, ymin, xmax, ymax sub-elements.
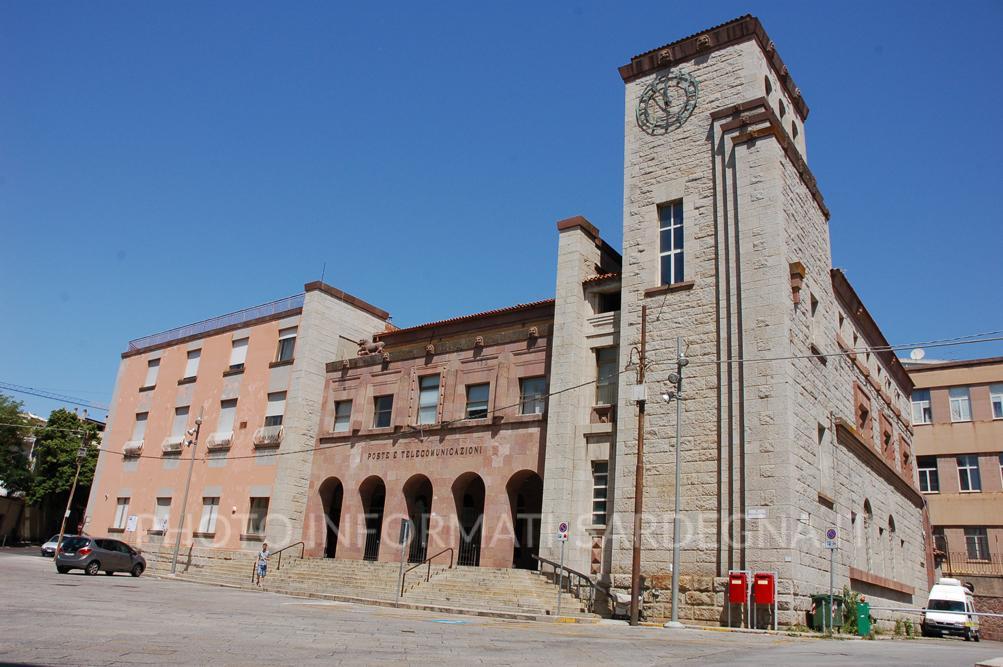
<box><xmin>824</xmin><ymin>527</ymin><xmax>837</xmax><ymax>550</ymax></box>
<box><xmin>557</xmin><ymin>521</ymin><xmax>569</xmax><ymax>541</ymax></box>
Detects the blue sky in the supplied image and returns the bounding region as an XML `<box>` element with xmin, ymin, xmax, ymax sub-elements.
<box><xmin>2</xmin><ymin>1</ymin><xmax>1002</xmax><ymax>420</ymax></box>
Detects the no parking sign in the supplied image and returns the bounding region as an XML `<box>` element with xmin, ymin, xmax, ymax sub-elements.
<box><xmin>557</xmin><ymin>521</ymin><xmax>569</xmax><ymax>541</ymax></box>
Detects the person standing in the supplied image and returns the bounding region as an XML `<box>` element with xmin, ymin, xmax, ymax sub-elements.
<box><xmin>255</xmin><ymin>543</ymin><xmax>270</xmax><ymax>587</ymax></box>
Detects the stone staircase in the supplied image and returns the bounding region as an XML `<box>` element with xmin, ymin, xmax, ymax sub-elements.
<box><xmin>144</xmin><ymin>548</ymin><xmax>597</xmax><ymax>622</ymax></box>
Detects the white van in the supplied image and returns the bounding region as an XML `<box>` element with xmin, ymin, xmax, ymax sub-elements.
<box><xmin>921</xmin><ymin>577</ymin><xmax>980</xmax><ymax>641</ymax></box>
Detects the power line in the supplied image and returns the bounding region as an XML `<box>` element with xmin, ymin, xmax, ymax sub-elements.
<box><xmin>0</xmin><ymin>381</ymin><xmax>109</xmax><ymax>412</ymax></box>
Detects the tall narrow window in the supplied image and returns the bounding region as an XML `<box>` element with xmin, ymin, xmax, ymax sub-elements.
<box><xmin>264</xmin><ymin>392</ymin><xmax>286</xmax><ymax>427</ymax></box>
<box><xmin>333</xmin><ymin>400</ymin><xmax>352</xmax><ymax>432</ymax></box>
<box><xmin>958</xmin><ymin>455</ymin><xmax>982</xmax><ymax>492</ymax></box>
<box><xmin>184</xmin><ymin>349</ymin><xmax>201</xmax><ymax>380</ymax></box>
<box><xmin>229</xmin><ymin>338</ymin><xmax>249</xmax><ymax>371</ymax></box>
<box><xmin>131</xmin><ymin>412</ymin><xmax>148</xmax><ymax>442</ymax></box>
<box><xmin>417</xmin><ymin>375</ymin><xmax>440</xmax><ymax>425</ymax></box>
<box><xmin>143</xmin><ymin>358</ymin><xmax>160</xmax><ymax>389</ymax></box>
<box><xmin>658</xmin><ymin>201</ymin><xmax>684</xmax><ymax>285</ymax></box>
<box><xmin>596</xmin><ymin>348</ymin><xmax>618</xmax><ymax>405</ymax></box>
<box><xmin>373</xmin><ymin>395</ymin><xmax>393</xmax><ymax>428</ymax></box>
<box><xmin>217</xmin><ymin>399</ymin><xmax>238</xmax><ymax>434</ymax></box>
<box><xmin>465</xmin><ymin>383</ymin><xmax>490</xmax><ymax>419</ymax></box>
<box><xmin>911</xmin><ymin>389</ymin><xmax>932</xmax><ymax>425</ymax></box>
<box><xmin>931</xmin><ymin>527</ymin><xmax>947</xmax><ymax>553</ymax></box>
<box><xmin>114</xmin><ymin>497</ymin><xmax>130</xmax><ymax>529</ymax></box>
<box><xmin>991</xmin><ymin>384</ymin><xmax>1003</xmax><ymax>420</ymax></box>
<box><xmin>276</xmin><ymin>327</ymin><xmax>297</xmax><ymax>362</ymax></box>
<box><xmin>247</xmin><ymin>497</ymin><xmax>269</xmax><ymax>535</ymax></box>
<box><xmin>198</xmin><ymin>497</ymin><xmax>220</xmax><ymax>534</ymax></box>
<box><xmin>171</xmin><ymin>406</ymin><xmax>190</xmax><ymax>438</ymax></box>
<box><xmin>154</xmin><ymin>498</ymin><xmax>171</xmax><ymax>533</ymax></box>
<box><xmin>949</xmin><ymin>387</ymin><xmax>972</xmax><ymax>422</ymax></box>
<box><xmin>917</xmin><ymin>456</ymin><xmax>939</xmax><ymax>493</ymax></box>
<box><xmin>592</xmin><ymin>461</ymin><xmax>609</xmax><ymax>525</ymax></box>
<box><xmin>965</xmin><ymin>527</ymin><xmax>990</xmax><ymax>561</ymax></box>
<box><xmin>519</xmin><ymin>377</ymin><xmax>547</xmax><ymax>415</ymax></box>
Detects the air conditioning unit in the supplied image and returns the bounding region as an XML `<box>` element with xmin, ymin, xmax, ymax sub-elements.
<box><xmin>161</xmin><ymin>436</ymin><xmax>183</xmax><ymax>454</ymax></box>
<box><xmin>205</xmin><ymin>431</ymin><xmax>234</xmax><ymax>451</ymax></box>
<box><xmin>122</xmin><ymin>440</ymin><xmax>144</xmax><ymax>457</ymax></box>
<box><xmin>252</xmin><ymin>425</ymin><xmax>284</xmax><ymax>448</ymax></box>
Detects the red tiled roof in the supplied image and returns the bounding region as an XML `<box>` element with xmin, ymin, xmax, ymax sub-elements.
<box><xmin>583</xmin><ymin>272</ymin><xmax>621</xmax><ymax>285</ymax></box>
<box><xmin>377</xmin><ymin>299</ymin><xmax>555</xmax><ymax>338</ymax></box>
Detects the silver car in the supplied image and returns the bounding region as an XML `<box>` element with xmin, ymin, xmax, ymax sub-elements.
<box><xmin>55</xmin><ymin>536</ymin><xmax>146</xmax><ymax>577</ymax></box>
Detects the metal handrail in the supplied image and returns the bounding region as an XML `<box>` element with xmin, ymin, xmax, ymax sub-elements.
<box><xmin>400</xmin><ymin>547</ymin><xmax>454</xmax><ymax>597</ymax></box>
<box><xmin>533</xmin><ymin>554</ymin><xmax>607</xmax><ymax>613</ymax></box>
<box><xmin>249</xmin><ymin>541</ymin><xmax>305</xmax><ymax>582</ymax></box>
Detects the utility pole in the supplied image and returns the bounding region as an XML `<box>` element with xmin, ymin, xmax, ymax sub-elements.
<box><xmin>664</xmin><ymin>336</ymin><xmax>687</xmax><ymax>629</ymax></box>
<box><xmin>55</xmin><ymin>430</ymin><xmax>89</xmax><ymax>557</ymax></box>
<box><xmin>171</xmin><ymin>410</ymin><xmax>203</xmax><ymax>575</ymax></box>
<box><xmin>629</xmin><ymin>304</ymin><xmax>647</xmax><ymax>626</ymax></box>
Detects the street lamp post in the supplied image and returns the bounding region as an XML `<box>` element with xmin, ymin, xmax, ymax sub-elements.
<box><xmin>664</xmin><ymin>336</ymin><xmax>687</xmax><ymax>629</ymax></box>
<box><xmin>171</xmin><ymin>412</ymin><xmax>202</xmax><ymax>575</ymax></box>
<box><xmin>55</xmin><ymin>433</ymin><xmax>88</xmax><ymax>557</ymax></box>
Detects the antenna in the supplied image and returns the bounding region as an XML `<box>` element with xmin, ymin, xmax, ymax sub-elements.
<box><xmin>320</xmin><ymin>261</ymin><xmax>327</xmax><ymax>284</ymax></box>
<box><xmin>910</xmin><ymin>348</ymin><xmax>926</xmax><ymax>361</ymax></box>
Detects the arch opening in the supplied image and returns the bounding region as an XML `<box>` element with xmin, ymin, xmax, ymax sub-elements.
<box><xmin>403</xmin><ymin>474</ymin><xmax>433</xmax><ymax>563</ymax></box>
<box><xmin>452</xmin><ymin>472</ymin><xmax>485</xmax><ymax>567</ymax></box>
<box><xmin>360</xmin><ymin>476</ymin><xmax>386</xmax><ymax>561</ymax></box>
<box><xmin>318</xmin><ymin>477</ymin><xmax>344</xmax><ymax>558</ymax></box>
<box><xmin>507</xmin><ymin>470</ymin><xmax>543</xmax><ymax>569</ymax></box>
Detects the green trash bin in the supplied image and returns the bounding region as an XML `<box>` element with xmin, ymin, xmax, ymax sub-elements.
<box><xmin>809</xmin><ymin>594</ymin><xmax>844</xmax><ymax>632</ymax></box>
<box><xmin>856</xmin><ymin>601</ymin><xmax>871</xmax><ymax>637</ymax></box>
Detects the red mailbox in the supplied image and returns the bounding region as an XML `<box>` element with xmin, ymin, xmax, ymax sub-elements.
<box><xmin>753</xmin><ymin>572</ymin><xmax>776</xmax><ymax>605</ymax></box>
<box><xmin>728</xmin><ymin>572</ymin><xmax>748</xmax><ymax>604</ymax></box>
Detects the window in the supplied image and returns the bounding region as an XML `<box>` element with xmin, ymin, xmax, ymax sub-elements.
<box><xmin>949</xmin><ymin>387</ymin><xmax>972</xmax><ymax>422</ymax></box>
<box><xmin>596</xmin><ymin>291</ymin><xmax>621</xmax><ymax>314</ymax></box>
<box><xmin>931</xmin><ymin>527</ymin><xmax>947</xmax><ymax>553</ymax></box>
<box><xmin>596</xmin><ymin>347</ymin><xmax>618</xmax><ymax>405</ymax></box>
<box><xmin>184</xmin><ymin>349</ymin><xmax>201</xmax><ymax>380</ymax></box>
<box><xmin>143</xmin><ymin>358</ymin><xmax>160</xmax><ymax>388</ymax></box>
<box><xmin>333</xmin><ymin>400</ymin><xmax>352</xmax><ymax>432</ymax></box>
<box><xmin>658</xmin><ymin>201</ymin><xmax>684</xmax><ymax>285</ymax></box>
<box><xmin>198</xmin><ymin>497</ymin><xmax>220</xmax><ymax>534</ymax></box>
<box><xmin>113</xmin><ymin>497</ymin><xmax>130</xmax><ymax>529</ymax></box>
<box><xmin>854</xmin><ymin>384</ymin><xmax>872</xmax><ymax>444</ymax></box>
<box><xmin>592</xmin><ymin>461</ymin><xmax>609</xmax><ymax>525</ymax></box>
<box><xmin>229</xmin><ymin>338</ymin><xmax>249</xmax><ymax>371</ymax></box>
<box><xmin>917</xmin><ymin>456</ymin><xmax>939</xmax><ymax>493</ymax></box>
<box><xmin>276</xmin><ymin>327</ymin><xmax>297</xmax><ymax>362</ymax></box>
<box><xmin>264</xmin><ymin>392</ymin><xmax>286</xmax><ymax>427</ymax></box>
<box><xmin>247</xmin><ymin>497</ymin><xmax>269</xmax><ymax>535</ymax></box>
<box><xmin>991</xmin><ymin>384</ymin><xmax>1003</xmax><ymax>420</ymax></box>
<box><xmin>373</xmin><ymin>395</ymin><xmax>393</xmax><ymax>428</ymax></box>
<box><xmin>958</xmin><ymin>455</ymin><xmax>982</xmax><ymax>492</ymax></box>
<box><xmin>809</xmin><ymin>294</ymin><xmax>821</xmax><ymax>346</ymax></box>
<box><xmin>131</xmin><ymin>412</ymin><xmax>148</xmax><ymax>441</ymax></box>
<box><xmin>1000</xmin><ymin>454</ymin><xmax>1003</xmax><ymax>486</ymax></box>
<box><xmin>417</xmin><ymin>375</ymin><xmax>440</xmax><ymax>425</ymax></box>
<box><xmin>965</xmin><ymin>527</ymin><xmax>990</xmax><ymax>561</ymax></box>
<box><xmin>465</xmin><ymin>383</ymin><xmax>490</xmax><ymax>419</ymax></box>
<box><xmin>911</xmin><ymin>389</ymin><xmax>932</xmax><ymax>425</ymax></box>
<box><xmin>171</xmin><ymin>406</ymin><xmax>190</xmax><ymax>438</ymax></box>
<box><xmin>217</xmin><ymin>399</ymin><xmax>237</xmax><ymax>434</ymax></box>
<box><xmin>154</xmin><ymin>497</ymin><xmax>171</xmax><ymax>532</ymax></box>
<box><xmin>519</xmin><ymin>377</ymin><xmax>547</xmax><ymax>415</ymax></box>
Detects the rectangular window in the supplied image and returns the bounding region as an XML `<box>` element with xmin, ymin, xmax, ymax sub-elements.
<box><xmin>184</xmin><ymin>349</ymin><xmax>201</xmax><ymax>379</ymax></box>
<box><xmin>373</xmin><ymin>395</ymin><xmax>393</xmax><ymax>428</ymax></box>
<box><xmin>131</xmin><ymin>412</ymin><xmax>148</xmax><ymax>441</ymax></box>
<box><xmin>333</xmin><ymin>400</ymin><xmax>352</xmax><ymax>432</ymax></box>
<box><xmin>229</xmin><ymin>338</ymin><xmax>249</xmax><ymax>371</ymax></box>
<box><xmin>592</xmin><ymin>461</ymin><xmax>609</xmax><ymax>525</ymax></box>
<box><xmin>276</xmin><ymin>327</ymin><xmax>297</xmax><ymax>362</ymax></box>
<box><xmin>917</xmin><ymin>456</ymin><xmax>939</xmax><ymax>493</ymax></box>
<box><xmin>949</xmin><ymin>387</ymin><xmax>972</xmax><ymax>422</ymax></box>
<box><xmin>154</xmin><ymin>497</ymin><xmax>171</xmax><ymax>532</ymax></box>
<box><xmin>218</xmin><ymin>399</ymin><xmax>238</xmax><ymax>434</ymax></box>
<box><xmin>465</xmin><ymin>383</ymin><xmax>490</xmax><ymax>419</ymax></box>
<box><xmin>519</xmin><ymin>377</ymin><xmax>547</xmax><ymax>415</ymax></box>
<box><xmin>198</xmin><ymin>497</ymin><xmax>220</xmax><ymax>534</ymax></box>
<box><xmin>931</xmin><ymin>526</ymin><xmax>947</xmax><ymax>553</ymax></box>
<box><xmin>171</xmin><ymin>406</ymin><xmax>190</xmax><ymax>438</ymax></box>
<box><xmin>911</xmin><ymin>389</ymin><xmax>932</xmax><ymax>425</ymax></box>
<box><xmin>991</xmin><ymin>384</ymin><xmax>1003</xmax><ymax>420</ymax></box>
<box><xmin>143</xmin><ymin>358</ymin><xmax>160</xmax><ymax>388</ymax></box>
<box><xmin>596</xmin><ymin>347</ymin><xmax>618</xmax><ymax>405</ymax></box>
<box><xmin>264</xmin><ymin>391</ymin><xmax>286</xmax><ymax>427</ymax></box>
<box><xmin>417</xmin><ymin>375</ymin><xmax>440</xmax><ymax>425</ymax></box>
<box><xmin>247</xmin><ymin>497</ymin><xmax>269</xmax><ymax>535</ymax></box>
<box><xmin>958</xmin><ymin>455</ymin><xmax>982</xmax><ymax>492</ymax></box>
<box><xmin>113</xmin><ymin>497</ymin><xmax>130</xmax><ymax>529</ymax></box>
<box><xmin>658</xmin><ymin>200</ymin><xmax>684</xmax><ymax>285</ymax></box>
<box><xmin>965</xmin><ymin>527</ymin><xmax>990</xmax><ymax>561</ymax></box>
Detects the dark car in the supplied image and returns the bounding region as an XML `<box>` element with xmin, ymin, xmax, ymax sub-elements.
<box><xmin>55</xmin><ymin>536</ymin><xmax>146</xmax><ymax>577</ymax></box>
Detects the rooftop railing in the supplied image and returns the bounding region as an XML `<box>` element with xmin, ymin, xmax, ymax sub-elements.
<box><xmin>126</xmin><ymin>293</ymin><xmax>305</xmax><ymax>353</ymax></box>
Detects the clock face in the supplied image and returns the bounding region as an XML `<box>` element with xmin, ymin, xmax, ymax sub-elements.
<box><xmin>636</xmin><ymin>71</ymin><xmax>699</xmax><ymax>136</ymax></box>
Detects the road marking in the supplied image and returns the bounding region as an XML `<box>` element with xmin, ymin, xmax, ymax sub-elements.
<box><xmin>430</xmin><ymin>619</ymin><xmax>468</xmax><ymax>624</ymax></box>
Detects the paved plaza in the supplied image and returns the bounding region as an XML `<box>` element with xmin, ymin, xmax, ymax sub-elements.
<box><xmin>1</xmin><ymin>549</ymin><xmax>1000</xmax><ymax>666</ymax></box>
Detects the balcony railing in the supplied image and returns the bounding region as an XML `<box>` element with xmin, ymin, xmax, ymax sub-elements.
<box><xmin>252</xmin><ymin>425</ymin><xmax>283</xmax><ymax>448</ymax></box>
<box><xmin>161</xmin><ymin>436</ymin><xmax>183</xmax><ymax>454</ymax></box>
<box><xmin>126</xmin><ymin>293</ymin><xmax>305</xmax><ymax>353</ymax></box>
<box><xmin>941</xmin><ymin>551</ymin><xmax>1003</xmax><ymax>577</ymax></box>
<box><xmin>122</xmin><ymin>440</ymin><xmax>144</xmax><ymax>457</ymax></box>
<box><xmin>205</xmin><ymin>431</ymin><xmax>234</xmax><ymax>451</ymax></box>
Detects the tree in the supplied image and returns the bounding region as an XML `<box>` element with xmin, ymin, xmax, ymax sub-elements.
<box><xmin>0</xmin><ymin>393</ymin><xmax>32</xmax><ymax>497</ymax></box>
<box><xmin>27</xmin><ymin>408</ymin><xmax>100</xmax><ymax>507</ymax></box>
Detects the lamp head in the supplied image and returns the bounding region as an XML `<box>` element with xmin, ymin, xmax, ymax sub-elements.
<box><xmin>667</xmin><ymin>372</ymin><xmax>680</xmax><ymax>385</ymax></box>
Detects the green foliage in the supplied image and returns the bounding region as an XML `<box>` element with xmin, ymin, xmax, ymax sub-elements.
<box><xmin>25</xmin><ymin>408</ymin><xmax>100</xmax><ymax>506</ymax></box>
<box><xmin>0</xmin><ymin>393</ymin><xmax>33</xmax><ymax>496</ymax></box>
<box><xmin>903</xmin><ymin>618</ymin><xmax>914</xmax><ymax>637</ymax></box>
<box><xmin>894</xmin><ymin>619</ymin><xmax>904</xmax><ymax>636</ymax></box>
<box><xmin>840</xmin><ymin>586</ymin><xmax>861</xmax><ymax>634</ymax></box>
